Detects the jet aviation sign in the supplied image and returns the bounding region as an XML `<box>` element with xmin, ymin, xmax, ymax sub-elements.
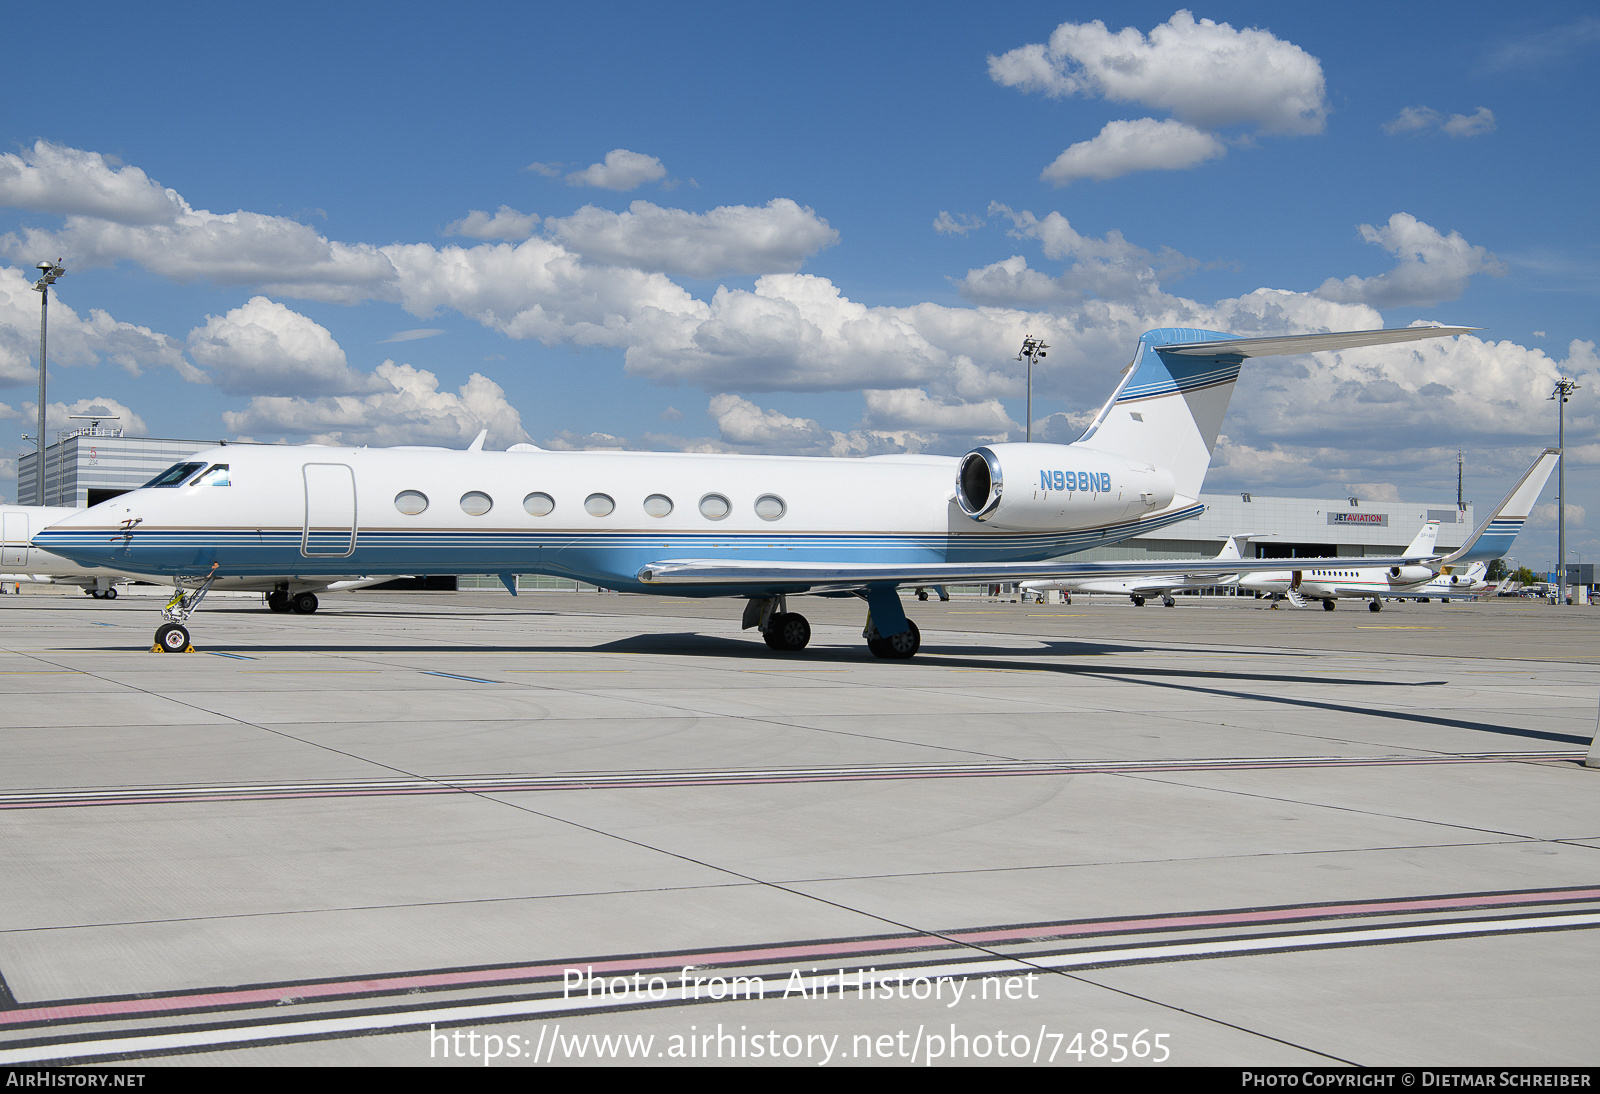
<box><xmin>1328</xmin><ymin>512</ymin><xmax>1388</xmax><ymax>527</ymax></box>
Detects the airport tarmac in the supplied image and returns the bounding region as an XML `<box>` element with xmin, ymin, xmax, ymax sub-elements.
<box><xmin>0</xmin><ymin>589</ymin><xmax>1595</xmax><ymax>1067</ymax></box>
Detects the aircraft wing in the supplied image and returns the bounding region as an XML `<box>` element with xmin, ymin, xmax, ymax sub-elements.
<box><xmin>636</xmin><ymin>554</ymin><xmax>1432</xmax><ymax>590</ymax></box>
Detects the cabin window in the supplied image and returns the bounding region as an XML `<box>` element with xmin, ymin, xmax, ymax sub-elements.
<box><xmin>195</xmin><ymin>464</ymin><xmax>230</xmax><ymax>487</ymax></box>
<box><xmin>698</xmin><ymin>493</ymin><xmax>731</xmax><ymax>520</ymax></box>
<box><xmin>754</xmin><ymin>494</ymin><xmax>786</xmax><ymax>520</ymax></box>
<box><xmin>643</xmin><ymin>494</ymin><xmax>673</xmax><ymax>517</ymax></box>
<box><xmin>585</xmin><ymin>493</ymin><xmax>615</xmax><ymax>517</ymax></box>
<box><xmin>524</xmin><ymin>492</ymin><xmax>555</xmax><ymax>516</ymax></box>
<box><xmin>395</xmin><ymin>490</ymin><xmax>428</xmax><ymax>515</ymax></box>
<box><xmin>143</xmin><ymin>461</ymin><xmax>205</xmax><ymax>488</ymax></box>
<box><xmin>460</xmin><ymin>491</ymin><xmax>493</xmax><ymax>516</ymax></box>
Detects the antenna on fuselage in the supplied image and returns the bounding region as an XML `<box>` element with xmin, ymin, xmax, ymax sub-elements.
<box><xmin>467</xmin><ymin>428</ymin><xmax>488</xmax><ymax>452</ymax></box>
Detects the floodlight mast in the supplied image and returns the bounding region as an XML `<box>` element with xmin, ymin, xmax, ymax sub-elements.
<box><xmin>32</xmin><ymin>260</ymin><xmax>65</xmax><ymax>507</ymax></box>
<box><xmin>1016</xmin><ymin>336</ymin><xmax>1048</xmax><ymax>443</ymax></box>
<box><xmin>1551</xmin><ymin>377</ymin><xmax>1579</xmax><ymax>606</ymax></box>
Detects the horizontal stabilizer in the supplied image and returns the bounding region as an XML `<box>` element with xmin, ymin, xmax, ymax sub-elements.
<box><xmin>1161</xmin><ymin>326</ymin><xmax>1477</xmax><ymax>358</ymax></box>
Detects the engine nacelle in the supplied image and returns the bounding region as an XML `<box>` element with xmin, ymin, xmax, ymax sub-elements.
<box><xmin>1388</xmin><ymin>565</ymin><xmax>1436</xmax><ymax>584</ymax></box>
<box><xmin>956</xmin><ymin>443</ymin><xmax>1176</xmax><ymax>530</ymax></box>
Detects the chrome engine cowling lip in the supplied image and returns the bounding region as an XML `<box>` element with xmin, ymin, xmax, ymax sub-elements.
<box><xmin>957</xmin><ymin>447</ymin><xmax>1003</xmax><ymax>521</ymax></box>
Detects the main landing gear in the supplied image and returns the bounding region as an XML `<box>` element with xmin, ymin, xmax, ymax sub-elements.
<box><xmin>266</xmin><ymin>589</ymin><xmax>320</xmax><ymax>614</ymax></box>
<box><xmin>151</xmin><ymin>564</ymin><xmax>219</xmax><ymax>653</ymax></box>
<box><xmin>1369</xmin><ymin>598</ymin><xmax>1383</xmax><ymax>613</ymax></box>
<box><xmin>742</xmin><ymin>590</ymin><xmax>923</xmax><ymax>659</ymax></box>
<box><xmin>743</xmin><ymin>595</ymin><xmax>812</xmax><ymax>652</ymax></box>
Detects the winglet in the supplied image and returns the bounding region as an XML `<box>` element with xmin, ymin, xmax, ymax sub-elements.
<box><xmin>1439</xmin><ymin>448</ymin><xmax>1560</xmax><ymax>565</ymax></box>
<box><xmin>467</xmin><ymin>428</ymin><xmax>488</xmax><ymax>452</ymax></box>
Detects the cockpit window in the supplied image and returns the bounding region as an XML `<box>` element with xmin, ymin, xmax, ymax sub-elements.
<box><xmin>195</xmin><ymin>464</ymin><xmax>230</xmax><ymax>487</ymax></box>
<box><xmin>142</xmin><ymin>462</ymin><xmax>206</xmax><ymax>488</ymax></box>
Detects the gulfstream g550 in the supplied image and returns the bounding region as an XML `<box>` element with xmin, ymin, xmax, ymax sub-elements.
<box><xmin>36</xmin><ymin>325</ymin><xmax>1503</xmax><ymax>655</ymax></box>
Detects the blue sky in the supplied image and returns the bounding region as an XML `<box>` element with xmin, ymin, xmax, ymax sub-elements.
<box><xmin>1</xmin><ymin>3</ymin><xmax>1595</xmax><ymax>571</ymax></box>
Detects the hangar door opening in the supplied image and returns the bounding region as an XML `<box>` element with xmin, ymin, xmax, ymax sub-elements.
<box><xmin>302</xmin><ymin>463</ymin><xmax>357</xmax><ymax>558</ymax></box>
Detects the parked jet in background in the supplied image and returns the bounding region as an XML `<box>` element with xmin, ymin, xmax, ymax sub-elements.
<box><xmin>1020</xmin><ymin>534</ymin><xmax>1254</xmax><ymax>607</ymax></box>
<box><xmin>36</xmin><ymin>325</ymin><xmax>1482</xmax><ymax>654</ymax></box>
<box><xmin>1</xmin><ymin>504</ymin><xmax>136</xmax><ymax>597</ymax></box>
<box><xmin>1237</xmin><ymin>453</ymin><xmax>1557</xmax><ymax>611</ymax></box>
<box><xmin>1401</xmin><ymin>561</ymin><xmax>1491</xmax><ymax>602</ymax></box>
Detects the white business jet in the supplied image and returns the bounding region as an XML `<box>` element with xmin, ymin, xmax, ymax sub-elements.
<box><xmin>1402</xmin><ymin>560</ymin><xmax>1492</xmax><ymax>602</ymax></box>
<box><xmin>0</xmin><ymin>504</ymin><xmax>137</xmax><ymax>597</ymax></box>
<box><xmin>37</xmin><ymin>325</ymin><xmax>1503</xmax><ymax>655</ymax></box>
<box><xmin>1239</xmin><ymin>520</ymin><xmax>1442</xmax><ymax>611</ymax></box>
<box><xmin>2</xmin><ymin>498</ymin><xmax>384</xmax><ymax>611</ymax></box>
<box><xmin>1019</xmin><ymin>534</ymin><xmax>1254</xmax><ymax>607</ymax></box>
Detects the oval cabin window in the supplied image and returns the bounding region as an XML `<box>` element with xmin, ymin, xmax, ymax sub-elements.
<box><xmin>395</xmin><ymin>490</ymin><xmax>429</xmax><ymax>515</ymax></box>
<box><xmin>523</xmin><ymin>492</ymin><xmax>555</xmax><ymax>516</ymax></box>
<box><xmin>754</xmin><ymin>494</ymin><xmax>786</xmax><ymax>520</ymax></box>
<box><xmin>699</xmin><ymin>494</ymin><xmax>731</xmax><ymax>520</ymax></box>
<box><xmin>643</xmin><ymin>494</ymin><xmax>674</xmax><ymax>517</ymax></box>
<box><xmin>585</xmin><ymin>493</ymin><xmax>615</xmax><ymax>517</ymax></box>
<box><xmin>460</xmin><ymin>491</ymin><xmax>493</xmax><ymax>516</ymax></box>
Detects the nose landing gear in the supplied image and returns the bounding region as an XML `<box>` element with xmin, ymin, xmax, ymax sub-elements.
<box><xmin>150</xmin><ymin>565</ymin><xmax>218</xmax><ymax>653</ymax></box>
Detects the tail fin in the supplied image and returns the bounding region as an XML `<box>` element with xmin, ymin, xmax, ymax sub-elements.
<box><xmin>1216</xmin><ymin>533</ymin><xmax>1255</xmax><ymax>561</ymax></box>
<box><xmin>1404</xmin><ymin>521</ymin><xmax>1441</xmax><ymax>556</ymax></box>
<box><xmin>1439</xmin><ymin>448</ymin><xmax>1560</xmax><ymax>564</ymax></box>
<box><xmin>1076</xmin><ymin>325</ymin><xmax>1477</xmax><ymax>503</ymax></box>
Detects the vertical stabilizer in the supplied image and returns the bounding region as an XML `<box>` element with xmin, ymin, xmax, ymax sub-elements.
<box><xmin>1404</xmin><ymin>521</ymin><xmax>1441</xmax><ymax>557</ymax></box>
<box><xmin>1073</xmin><ymin>325</ymin><xmax>1476</xmax><ymax>507</ymax></box>
<box><xmin>1076</xmin><ymin>328</ymin><xmax>1244</xmax><ymax>502</ymax></box>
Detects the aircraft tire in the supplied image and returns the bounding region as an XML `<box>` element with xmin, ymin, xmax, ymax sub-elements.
<box><xmin>292</xmin><ymin>592</ymin><xmax>319</xmax><ymax>614</ymax></box>
<box><xmin>105</xmin><ymin>587</ymin><xmax>117</xmax><ymax>599</ymax></box>
<box><xmin>266</xmin><ymin>591</ymin><xmax>289</xmax><ymax>612</ymax></box>
<box><xmin>1369</xmin><ymin>600</ymin><xmax>1382</xmax><ymax>613</ymax></box>
<box><xmin>1131</xmin><ymin>596</ymin><xmax>1145</xmax><ymax>607</ymax></box>
<box><xmin>154</xmin><ymin>623</ymin><xmax>190</xmax><ymax>653</ymax></box>
<box><xmin>763</xmin><ymin>612</ymin><xmax>811</xmax><ymax>652</ymax></box>
<box><xmin>868</xmin><ymin>619</ymin><xmax>920</xmax><ymax>659</ymax></box>
<box><xmin>1162</xmin><ymin>596</ymin><xmax>1176</xmax><ymax>608</ymax></box>
<box><xmin>1322</xmin><ymin>599</ymin><xmax>1336</xmax><ymax>611</ymax></box>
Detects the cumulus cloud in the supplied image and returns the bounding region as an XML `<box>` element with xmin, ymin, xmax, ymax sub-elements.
<box><xmin>0</xmin><ymin>264</ymin><xmax>197</xmax><ymax>385</ymax></box>
<box><xmin>445</xmin><ymin>205</ymin><xmax>540</xmax><ymax>241</ymax></box>
<box><xmin>1383</xmin><ymin>106</ymin><xmax>1496</xmax><ymax>137</ymax></box>
<box><xmin>187</xmin><ymin>297</ymin><xmax>386</xmax><ymax>396</ymax></box>
<box><xmin>0</xmin><ymin>141</ymin><xmax>187</xmax><ymax>224</ymax></box>
<box><xmin>1314</xmin><ymin>214</ymin><xmax>1507</xmax><ymax>308</ymax></box>
<box><xmin>565</xmin><ymin>149</ymin><xmax>667</xmax><ymax>191</ymax></box>
<box><xmin>707</xmin><ymin>394</ymin><xmax>938</xmax><ymax>458</ymax></box>
<box><xmin>990</xmin><ymin>10</ymin><xmax>1328</xmax><ymax>135</ymax></box>
<box><xmin>222</xmin><ymin>361</ymin><xmax>528</xmax><ymax>448</ymax></box>
<box><xmin>959</xmin><ymin>206</ymin><xmax>1202</xmax><ymax>305</ymax></box>
<box><xmin>1531</xmin><ymin>502</ymin><xmax>1585</xmax><ymax>528</ymax></box>
<box><xmin>543</xmin><ymin>198</ymin><xmax>837</xmax><ymax>278</ymax></box>
<box><xmin>934</xmin><ymin>211</ymin><xmax>985</xmax><ymax>236</ymax></box>
<box><xmin>861</xmin><ymin>388</ymin><xmax>1016</xmax><ymax>433</ymax></box>
<box><xmin>1343</xmin><ymin>482</ymin><xmax>1401</xmax><ymax>503</ymax></box>
<box><xmin>1040</xmin><ymin>118</ymin><xmax>1226</xmax><ymax>185</ymax></box>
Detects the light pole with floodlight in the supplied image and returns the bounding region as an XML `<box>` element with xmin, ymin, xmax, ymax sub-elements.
<box><xmin>32</xmin><ymin>260</ymin><xmax>64</xmax><ymax>507</ymax></box>
<box><xmin>1016</xmin><ymin>336</ymin><xmax>1048</xmax><ymax>442</ymax></box>
<box><xmin>1551</xmin><ymin>377</ymin><xmax>1579</xmax><ymax>606</ymax></box>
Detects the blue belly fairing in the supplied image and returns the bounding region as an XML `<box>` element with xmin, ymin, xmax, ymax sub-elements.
<box><xmin>34</xmin><ymin>504</ymin><xmax>1204</xmax><ymax>591</ymax></box>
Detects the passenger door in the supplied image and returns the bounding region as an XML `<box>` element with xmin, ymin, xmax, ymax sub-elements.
<box><xmin>301</xmin><ymin>464</ymin><xmax>357</xmax><ymax>558</ymax></box>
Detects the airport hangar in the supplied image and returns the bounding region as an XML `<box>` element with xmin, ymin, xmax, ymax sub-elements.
<box><xmin>15</xmin><ymin>428</ymin><xmax>1475</xmax><ymax>565</ymax></box>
